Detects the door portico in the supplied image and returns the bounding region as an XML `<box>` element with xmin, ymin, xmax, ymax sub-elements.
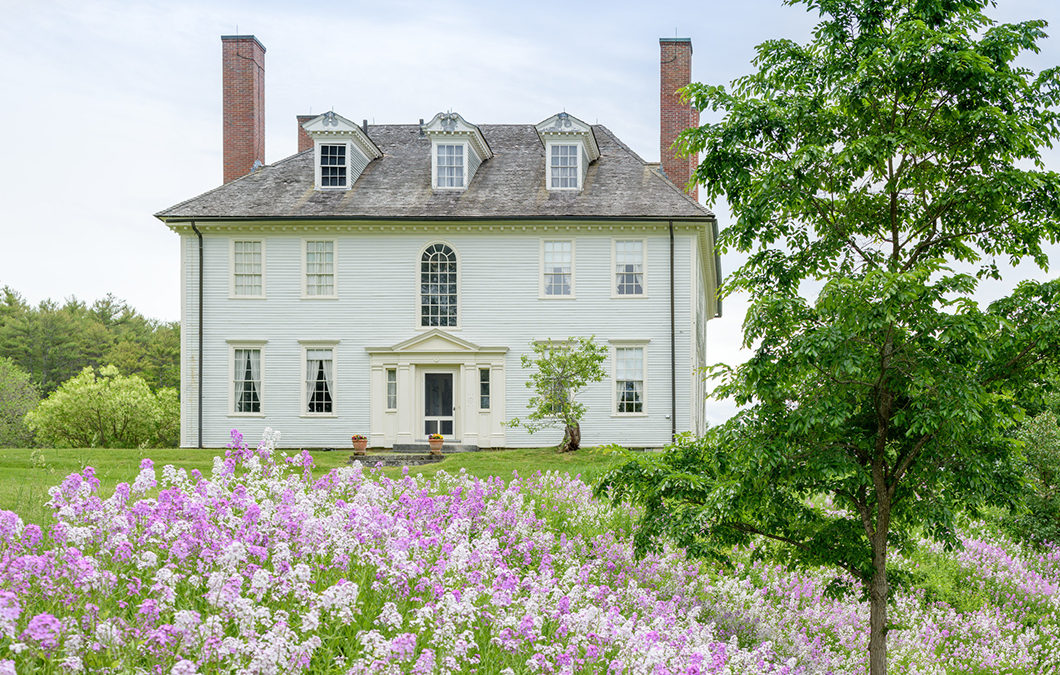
<box><xmin>366</xmin><ymin>330</ymin><xmax>508</xmax><ymax>448</ymax></box>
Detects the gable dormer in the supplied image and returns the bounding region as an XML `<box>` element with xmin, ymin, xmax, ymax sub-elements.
<box><xmin>301</xmin><ymin>112</ymin><xmax>383</xmax><ymax>190</ymax></box>
<box><xmin>422</xmin><ymin>112</ymin><xmax>492</xmax><ymax>191</ymax></box>
<box><xmin>536</xmin><ymin>112</ymin><xmax>600</xmax><ymax>191</ymax></box>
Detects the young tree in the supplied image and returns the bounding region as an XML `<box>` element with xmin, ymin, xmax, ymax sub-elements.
<box><xmin>508</xmin><ymin>336</ymin><xmax>607</xmax><ymax>453</ymax></box>
<box><xmin>600</xmin><ymin>1</ymin><xmax>1060</xmax><ymax>672</ymax></box>
<box><xmin>0</xmin><ymin>356</ymin><xmax>39</xmax><ymax>447</ymax></box>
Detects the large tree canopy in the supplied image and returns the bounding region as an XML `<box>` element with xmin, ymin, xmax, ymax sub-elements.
<box><xmin>600</xmin><ymin>1</ymin><xmax>1060</xmax><ymax>673</ymax></box>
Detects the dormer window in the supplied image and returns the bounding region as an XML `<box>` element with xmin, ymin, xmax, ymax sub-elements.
<box><xmin>436</xmin><ymin>144</ymin><xmax>465</xmax><ymax>188</ymax></box>
<box><xmin>536</xmin><ymin>113</ymin><xmax>600</xmax><ymax>192</ymax></box>
<box><xmin>550</xmin><ymin>144</ymin><xmax>579</xmax><ymax>189</ymax></box>
<box><xmin>423</xmin><ymin>112</ymin><xmax>492</xmax><ymax>192</ymax></box>
<box><xmin>320</xmin><ymin>144</ymin><xmax>348</xmax><ymax>187</ymax></box>
<box><xmin>301</xmin><ymin>111</ymin><xmax>382</xmax><ymax>191</ymax></box>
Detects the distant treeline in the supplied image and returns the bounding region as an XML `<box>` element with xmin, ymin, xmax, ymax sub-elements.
<box><xmin>0</xmin><ymin>286</ymin><xmax>179</xmax><ymax>394</ymax></box>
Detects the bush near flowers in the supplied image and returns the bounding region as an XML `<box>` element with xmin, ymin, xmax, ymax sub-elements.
<box><xmin>0</xmin><ymin>429</ymin><xmax>1056</xmax><ymax>674</ymax></box>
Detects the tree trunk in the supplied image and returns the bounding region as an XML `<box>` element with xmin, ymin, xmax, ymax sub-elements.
<box><xmin>559</xmin><ymin>423</ymin><xmax>580</xmax><ymax>453</ymax></box>
<box><xmin>868</xmin><ymin>536</ymin><xmax>889</xmax><ymax>675</ymax></box>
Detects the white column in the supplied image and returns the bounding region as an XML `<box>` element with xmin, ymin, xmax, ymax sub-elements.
<box><xmin>396</xmin><ymin>363</ymin><xmax>415</xmax><ymax>444</ymax></box>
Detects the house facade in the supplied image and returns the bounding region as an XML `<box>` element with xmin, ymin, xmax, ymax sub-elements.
<box><xmin>157</xmin><ymin>35</ymin><xmax>720</xmax><ymax>449</ymax></box>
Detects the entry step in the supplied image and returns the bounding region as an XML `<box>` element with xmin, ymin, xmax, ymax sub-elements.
<box><xmin>392</xmin><ymin>443</ymin><xmax>479</xmax><ymax>453</ymax></box>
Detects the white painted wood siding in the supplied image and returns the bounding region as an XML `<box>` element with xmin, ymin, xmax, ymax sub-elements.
<box><xmin>179</xmin><ymin>224</ymin><xmax>705</xmax><ymax>449</ymax></box>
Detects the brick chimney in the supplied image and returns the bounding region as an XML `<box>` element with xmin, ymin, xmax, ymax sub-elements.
<box><xmin>296</xmin><ymin>115</ymin><xmax>315</xmax><ymax>153</ymax></box>
<box><xmin>660</xmin><ymin>37</ymin><xmax>698</xmax><ymax>200</ymax></box>
<box><xmin>221</xmin><ymin>35</ymin><xmax>266</xmax><ymax>184</ymax></box>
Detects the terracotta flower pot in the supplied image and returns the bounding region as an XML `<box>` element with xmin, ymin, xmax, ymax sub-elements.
<box><xmin>428</xmin><ymin>438</ymin><xmax>444</xmax><ymax>455</ymax></box>
<box><xmin>352</xmin><ymin>437</ymin><xmax>368</xmax><ymax>455</ymax></box>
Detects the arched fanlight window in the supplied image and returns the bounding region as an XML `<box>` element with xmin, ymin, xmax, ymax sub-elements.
<box><xmin>420</xmin><ymin>243</ymin><xmax>457</xmax><ymax>327</ymax></box>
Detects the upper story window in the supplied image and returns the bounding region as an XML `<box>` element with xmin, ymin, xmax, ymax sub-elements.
<box><xmin>319</xmin><ymin>144</ymin><xmax>347</xmax><ymax>187</ymax></box>
<box><xmin>304</xmin><ymin>240</ymin><xmax>336</xmax><ymax>297</ymax></box>
<box><xmin>436</xmin><ymin>144</ymin><xmax>465</xmax><ymax>188</ymax></box>
<box><xmin>550</xmin><ymin>144</ymin><xmax>580</xmax><ymax>189</ymax></box>
<box><xmin>232</xmin><ymin>240</ymin><xmax>264</xmax><ymax>298</ymax></box>
<box><xmin>542</xmin><ymin>240</ymin><xmax>574</xmax><ymax>297</ymax></box>
<box><xmin>614</xmin><ymin>239</ymin><xmax>645</xmax><ymax>296</ymax></box>
<box><xmin>420</xmin><ymin>243</ymin><xmax>458</xmax><ymax>327</ymax></box>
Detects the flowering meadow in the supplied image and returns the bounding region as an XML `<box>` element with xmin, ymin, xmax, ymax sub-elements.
<box><xmin>0</xmin><ymin>429</ymin><xmax>1057</xmax><ymax>674</ymax></box>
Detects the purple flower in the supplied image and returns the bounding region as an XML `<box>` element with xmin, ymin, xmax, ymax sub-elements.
<box><xmin>23</xmin><ymin>613</ymin><xmax>62</xmax><ymax>650</ymax></box>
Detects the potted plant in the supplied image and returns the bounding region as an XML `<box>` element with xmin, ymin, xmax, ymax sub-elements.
<box><xmin>428</xmin><ymin>433</ymin><xmax>444</xmax><ymax>455</ymax></box>
<box><xmin>351</xmin><ymin>434</ymin><xmax>368</xmax><ymax>455</ymax></box>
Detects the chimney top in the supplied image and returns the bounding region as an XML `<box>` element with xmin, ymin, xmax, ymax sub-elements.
<box><xmin>221</xmin><ymin>35</ymin><xmax>266</xmax><ymax>52</ymax></box>
<box><xmin>222</xmin><ymin>35</ymin><xmax>266</xmax><ymax>184</ymax></box>
<box><xmin>660</xmin><ymin>38</ymin><xmax>698</xmax><ymax>201</ymax></box>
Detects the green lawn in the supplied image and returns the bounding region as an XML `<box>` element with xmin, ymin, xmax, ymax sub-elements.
<box><xmin>0</xmin><ymin>445</ymin><xmax>622</xmax><ymax>525</ymax></box>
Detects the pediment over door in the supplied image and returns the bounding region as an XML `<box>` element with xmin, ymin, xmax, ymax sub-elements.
<box><xmin>365</xmin><ymin>329</ymin><xmax>508</xmax><ymax>356</ymax></box>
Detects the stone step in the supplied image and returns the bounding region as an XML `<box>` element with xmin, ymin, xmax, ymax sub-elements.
<box><xmin>348</xmin><ymin>453</ymin><xmax>444</xmax><ymax>467</ymax></box>
<box><xmin>392</xmin><ymin>443</ymin><xmax>479</xmax><ymax>453</ymax></box>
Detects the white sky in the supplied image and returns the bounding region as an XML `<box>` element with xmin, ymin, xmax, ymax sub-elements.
<box><xmin>1</xmin><ymin>0</ymin><xmax>1057</xmax><ymax>424</ymax></box>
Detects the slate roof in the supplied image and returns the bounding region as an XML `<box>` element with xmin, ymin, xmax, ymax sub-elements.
<box><xmin>156</xmin><ymin>124</ymin><xmax>713</xmax><ymax>221</ymax></box>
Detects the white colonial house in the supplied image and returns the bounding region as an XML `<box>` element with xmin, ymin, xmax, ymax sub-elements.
<box><xmin>157</xmin><ymin>35</ymin><xmax>720</xmax><ymax>449</ymax></box>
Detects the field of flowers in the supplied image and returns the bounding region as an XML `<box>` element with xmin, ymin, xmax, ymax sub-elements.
<box><xmin>0</xmin><ymin>428</ymin><xmax>1057</xmax><ymax>673</ymax></box>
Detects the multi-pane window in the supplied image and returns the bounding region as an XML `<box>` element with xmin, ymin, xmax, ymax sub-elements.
<box><xmin>615</xmin><ymin>240</ymin><xmax>644</xmax><ymax>295</ymax></box>
<box><xmin>615</xmin><ymin>347</ymin><xmax>644</xmax><ymax>414</ymax></box>
<box><xmin>233</xmin><ymin>348</ymin><xmax>261</xmax><ymax>413</ymax></box>
<box><xmin>550</xmin><ymin>144</ymin><xmax>579</xmax><ymax>188</ymax></box>
<box><xmin>320</xmin><ymin>144</ymin><xmax>347</xmax><ymax>187</ymax></box>
<box><xmin>305</xmin><ymin>241</ymin><xmax>335</xmax><ymax>296</ymax></box>
<box><xmin>386</xmin><ymin>368</ymin><xmax>397</xmax><ymax>410</ymax></box>
<box><xmin>436</xmin><ymin>144</ymin><xmax>464</xmax><ymax>188</ymax></box>
<box><xmin>543</xmin><ymin>240</ymin><xmax>573</xmax><ymax>296</ymax></box>
<box><xmin>420</xmin><ymin>243</ymin><xmax>457</xmax><ymax>327</ymax></box>
<box><xmin>305</xmin><ymin>348</ymin><xmax>333</xmax><ymax>414</ymax></box>
<box><xmin>479</xmin><ymin>368</ymin><xmax>491</xmax><ymax>410</ymax></box>
<box><xmin>233</xmin><ymin>241</ymin><xmax>263</xmax><ymax>297</ymax></box>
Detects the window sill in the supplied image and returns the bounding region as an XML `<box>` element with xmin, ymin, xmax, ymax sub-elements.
<box><xmin>300</xmin><ymin>295</ymin><xmax>339</xmax><ymax>301</ymax></box>
<box><xmin>228</xmin><ymin>413</ymin><xmax>265</xmax><ymax>418</ymax></box>
<box><xmin>300</xmin><ymin>414</ymin><xmax>338</xmax><ymax>419</ymax></box>
<box><xmin>611</xmin><ymin>412</ymin><xmax>648</xmax><ymax>418</ymax></box>
<box><xmin>610</xmin><ymin>294</ymin><xmax>649</xmax><ymax>300</ymax></box>
<box><xmin>228</xmin><ymin>295</ymin><xmax>268</xmax><ymax>301</ymax></box>
<box><xmin>539</xmin><ymin>294</ymin><xmax>576</xmax><ymax>300</ymax></box>
<box><xmin>415</xmin><ymin>325</ymin><xmax>461</xmax><ymax>331</ymax></box>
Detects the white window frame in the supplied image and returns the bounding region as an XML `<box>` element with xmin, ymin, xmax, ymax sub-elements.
<box><xmin>431</xmin><ymin>140</ymin><xmax>468</xmax><ymax>190</ymax></box>
<box><xmin>385</xmin><ymin>368</ymin><xmax>398</xmax><ymax>412</ymax></box>
<box><xmin>610</xmin><ymin>340</ymin><xmax>649</xmax><ymax>417</ymax></box>
<box><xmin>315</xmin><ymin>141</ymin><xmax>351</xmax><ymax>190</ymax></box>
<box><xmin>301</xmin><ymin>239</ymin><xmax>338</xmax><ymax>299</ymax></box>
<box><xmin>479</xmin><ymin>367</ymin><xmax>491</xmax><ymax>411</ymax></box>
<box><xmin>230</xmin><ymin>239</ymin><xmax>266</xmax><ymax>299</ymax></box>
<box><xmin>300</xmin><ymin>340</ymin><xmax>338</xmax><ymax>418</ymax></box>
<box><xmin>611</xmin><ymin>238</ymin><xmax>647</xmax><ymax>298</ymax></box>
<box><xmin>415</xmin><ymin>241</ymin><xmax>461</xmax><ymax>330</ymax></box>
<box><xmin>228</xmin><ymin>340</ymin><xmax>266</xmax><ymax>417</ymax></box>
<box><xmin>539</xmin><ymin>239</ymin><xmax>576</xmax><ymax>299</ymax></box>
<box><xmin>545</xmin><ymin>141</ymin><xmax>582</xmax><ymax>191</ymax></box>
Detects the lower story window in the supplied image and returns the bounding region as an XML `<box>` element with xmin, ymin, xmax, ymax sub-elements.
<box><xmin>306</xmin><ymin>348</ymin><xmax>334</xmax><ymax>414</ymax></box>
<box><xmin>479</xmin><ymin>368</ymin><xmax>491</xmax><ymax>410</ymax></box>
<box><xmin>386</xmin><ymin>368</ymin><xmax>397</xmax><ymax>410</ymax></box>
<box><xmin>233</xmin><ymin>348</ymin><xmax>261</xmax><ymax>413</ymax></box>
<box><xmin>615</xmin><ymin>346</ymin><xmax>644</xmax><ymax>414</ymax></box>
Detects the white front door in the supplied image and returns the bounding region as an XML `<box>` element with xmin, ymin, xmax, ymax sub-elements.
<box><xmin>422</xmin><ymin>370</ymin><xmax>456</xmax><ymax>439</ymax></box>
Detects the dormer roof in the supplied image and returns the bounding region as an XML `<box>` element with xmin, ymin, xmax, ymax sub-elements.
<box><xmin>301</xmin><ymin>111</ymin><xmax>383</xmax><ymax>160</ymax></box>
<box><xmin>535</xmin><ymin>112</ymin><xmax>600</xmax><ymax>161</ymax></box>
<box><xmin>422</xmin><ymin>112</ymin><xmax>493</xmax><ymax>161</ymax></box>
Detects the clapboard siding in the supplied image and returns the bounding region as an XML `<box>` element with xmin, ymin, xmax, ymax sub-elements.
<box><xmin>180</xmin><ymin>225</ymin><xmax>703</xmax><ymax>449</ymax></box>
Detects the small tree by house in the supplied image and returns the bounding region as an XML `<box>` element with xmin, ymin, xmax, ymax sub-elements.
<box><xmin>508</xmin><ymin>336</ymin><xmax>606</xmax><ymax>453</ymax></box>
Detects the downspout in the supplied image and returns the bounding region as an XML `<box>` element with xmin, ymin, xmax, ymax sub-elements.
<box><xmin>669</xmin><ymin>220</ymin><xmax>676</xmax><ymax>443</ymax></box>
<box><xmin>191</xmin><ymin>222</ymin><xmax>204</xmax><ymax>449</ymax></box>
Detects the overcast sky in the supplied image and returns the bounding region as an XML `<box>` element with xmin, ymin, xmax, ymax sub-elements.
<box><xmin>1</xmin><ymin>0</ymin><xmax>1058</xmax><ymax>424</ymax></box>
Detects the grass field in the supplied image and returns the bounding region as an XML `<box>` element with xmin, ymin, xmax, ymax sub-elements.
<box><xmin>0</xmin><ymin>444</ymin><xmax>621</xmax><ymax>525</ymax></box>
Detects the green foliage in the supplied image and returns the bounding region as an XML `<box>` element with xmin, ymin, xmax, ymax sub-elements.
<box><xmin>0</xmin><ymin>287</ymin><xmax>179</xmax><ymax>394</ymax></box>
<box><xmin>1005</xmin><ymin>411</ymin><xmax>1060</xmax><ymax>546</ymax></box>
<box><xmin>25</xmin><ymin>365</ymin><xmax>179</xmax><ymax>448</ymax></box>
<box><xmin>507</xmin><ymin>337</ymin><xmax>607</xmax><ymax>452</ymax></box>
<box><xmin>602</xmin><ymin>0</ymin><xmax>1060</xmax><ymax>671</ymax></box>
<box><xmin>0</xmin><ymin>356</ymin><xmax>39</xmax><ymax>447</ymax></box>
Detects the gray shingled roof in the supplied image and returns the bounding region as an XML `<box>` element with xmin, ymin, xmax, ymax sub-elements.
<box><xmin>156</xmin><ymin>124</ymin><xmax>713</xmax><ymax>221</ymax></box>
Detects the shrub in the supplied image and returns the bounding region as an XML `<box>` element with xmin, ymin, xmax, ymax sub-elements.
<box><xmin>0</xmin><ymin>357</ymin><xmax>38</xmax><ymax>447</ymax></box>
<box><xmin>25</xmin><ymin>365</ymin><xmax>178</xmax><ymax>448</ymax></box>
<box><xmin>1007</xmin><ymin>411</ymin><xmax>1060</xmax><ymax>546</ymax></box>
